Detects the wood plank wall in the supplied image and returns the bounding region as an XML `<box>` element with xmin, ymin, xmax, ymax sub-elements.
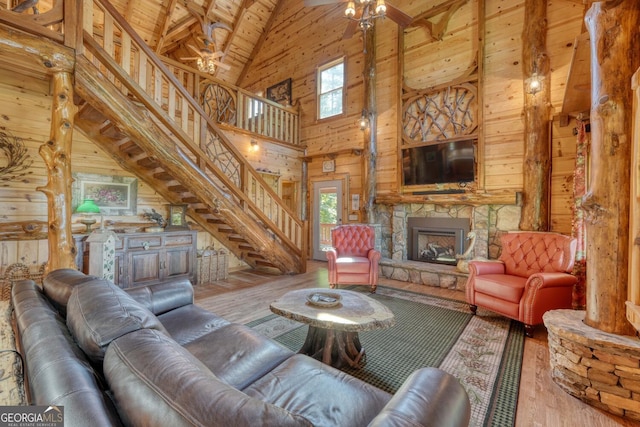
<box><xmin>0</xmin><ymin>0</ymin><xmax>588</xmax><ymax>273</ymax></box>
<box><xmin>242</xmin><ymin>0</ymin><xmax>584</xmax><ymax>216</ymax></box>
<box><xmin>0</xmin><ymin>66</ymin><xmax>301</xmax><ymax>272</ymax></box>
<box><xmin>550</xmin><ymin>118</ymin><xmax>579</xmax><ymax>234</ymax></box>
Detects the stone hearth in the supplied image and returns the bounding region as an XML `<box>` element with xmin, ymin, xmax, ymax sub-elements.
<box><xmin>373</xmin><ymin>203</ymin><xmax>521</xmax><ymax>290</ymax></box>
<box><xmin>544</xmin><ymin>310</ymin><xmax>640</xmax><ymax>421</ymax></box>
<box><xmin>379</xmin><ymin>258</ymin><xmax>468</xmax><ymax>291</ymax></box>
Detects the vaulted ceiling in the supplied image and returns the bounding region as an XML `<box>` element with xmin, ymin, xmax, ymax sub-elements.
<box><xmin>103</xmin><ymin>0</ymin><xmax>283</xmax><ymax>85</ymax></box>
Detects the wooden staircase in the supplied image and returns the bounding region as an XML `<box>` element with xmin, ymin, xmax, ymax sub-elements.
<box><xmin>71</xmin><ymin>0</ymin><xmax>305</xmax><ymax>274</ymax></box>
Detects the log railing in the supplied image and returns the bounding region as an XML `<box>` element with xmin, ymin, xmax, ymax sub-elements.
<box><xmin>319</xmin><ymin>223</ymin><xmax>335</xmax><ymax>247</ymax></box>
<box><xmin>158</xmin><ymin>58</ymin><xmax>300</xmax><ymax>146</ymax></box>
<box><xmin>79</xmin><ymin>0</ymin><xmax>303</xmax><ymax>256</ymax></box>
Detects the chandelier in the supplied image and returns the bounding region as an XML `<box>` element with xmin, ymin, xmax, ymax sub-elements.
<box><xmin>196</xmin><ymin>56</ymin><xmax>216</xmax><ymax>74</ymax></box>
<box><xmin>345</xmin><ymin>0</ymin><xmax>387</xmax><ymax>32</ymax></box>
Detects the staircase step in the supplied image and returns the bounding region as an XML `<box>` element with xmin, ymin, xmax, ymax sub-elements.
<box><xmin>153</xmin><ymin>171</ymin><xmax>174</xmax><ymax>181</ymax></box>
<box><xmin>238</xmin><ymin>243</ymin><xmax>254</xmax><ymax>250</ymax></box>
<box><xmin>229</xmin><ymin>235</ymin><xmax>247</xmax><ymax>243</ymax></box>
<box><xmin>247</xmin><ymin>252</ymin><xmax>266</xmax><ymax>259</ymax></box>
<box><xmin>100</xmin><ymin>122</ymin><xmax>127</xmax><ymax>140</ymax></box>
<box><xmin>78</xmin><ymin>105</ymin><xmax>107</xmax><ymax>122</ymax></box>
<box><xmin>138</xmin><ymin>157</ymin><xmax>160</xmax><ymax>169</ymax></box>
<box><xmin>169</xmin><ymin>184</ymin><xmax>188</xmax><ymax>193</ymax></box>
<box><xmin>182</xmin><ymin>197</ymin><xmax>199</xmax><ymax>204</ymax></box>
<box><xmin>218</xmin><ymin>226</ymin><xmax>234</xmax><ymax>234</ymax></box>
<box><xmin>119</xmin><ymin>140</ymin><xmax>144</xmax><ymax>155</ymax></box>
<box><xmin>205</xmin><ymin>217</ymin><xmax>225</xmax><ymax>223</ymax></box>
<box><xmin>255</xmin><ymin>259</ymin><xmax>275</xmax><ymax>267</ymax></box>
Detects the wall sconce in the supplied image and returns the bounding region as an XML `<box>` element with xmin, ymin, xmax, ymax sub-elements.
<box><xmin>75</xmin><ymin>198</ymin><xmax>101</xmax><ymax>233</ymax></box>
<box><xmin>525</xmin><ymin>72</ymin><xmax>543</xmax><ymax>95</ymax></box>
<box><xmin>250</xmin><ymin>140</ymin><xmax>259</xmax><ymax>152</ymax></box>
<box><xmin>359</xmin><ymin>109</ymin><xmax>369</xmax><ymax>131</ymax></box>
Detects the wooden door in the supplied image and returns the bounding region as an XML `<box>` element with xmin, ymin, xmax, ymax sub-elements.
<box><xmin>311</xmin><ymin>180</ymin><xmax>343</xmax><ymax>261</ymax></box>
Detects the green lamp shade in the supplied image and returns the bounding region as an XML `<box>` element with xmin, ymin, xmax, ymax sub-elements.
<box><xmin>76</xmin><ymin>199</ymin><xmax>101</xmax><ymax>214</ymax></box>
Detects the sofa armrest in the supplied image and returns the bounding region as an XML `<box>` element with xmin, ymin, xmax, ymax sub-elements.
<box><xmin>367</xmin><ymin>368</ymin><xmax>470</xmax><ymax>427</ymax></box>
<box><xmin>326</xmin><ymin>248</ymin><xmax>337</xmax><ymax>262</ymax></box>
<box><xmin>367</xmin><ymin>248</ymin><xmax>381</xmax><ymax>263</ymax></box>
<box><xmin>125</xmin><ymin>278</ymin><xmax>194</xmax><ymax>315</ymax></box>
<box><xmin>469</xmin><ymin>260</ymin><xmax>505</xmax><ymax>276</ymax></box>
<box><xmin>525</xmin><ymin>272</ymin><xmax>578</xmax><ymax>290</ymax></box>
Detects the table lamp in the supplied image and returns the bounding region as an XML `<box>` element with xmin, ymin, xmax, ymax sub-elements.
<box><xmin>75</xmin><ymin>199</ymin><xmax>101</xmax><ymax>233</ymax></box>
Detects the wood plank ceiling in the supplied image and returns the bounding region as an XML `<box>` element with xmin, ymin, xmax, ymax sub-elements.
<box><xmin>1</xmin><ymin>0</ymin><xmax>285</xmax><ymax>86</ymax></box>
<box><xmin>105</xmin><ymin>0</ymin><xmax>282</xmax><ymax>85</ymax></box>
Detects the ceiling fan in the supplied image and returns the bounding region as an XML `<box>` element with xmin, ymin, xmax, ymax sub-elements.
<box><xmin>181</xmin><ymin>11</ymin><xmax>233</xmax><ymax>73</ymax></box>
<box><xmin>304</xmin><ymin>0</ymin><xmax>413</xmax><ymax>39</ymax></box>
<box><xmin>180</xmin><ymin>43</ymin><xmax>231</xmax><ymax>73</ymax></box>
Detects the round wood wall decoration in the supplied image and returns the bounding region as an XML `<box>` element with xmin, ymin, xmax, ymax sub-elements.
<box><xmin>0</xmin><ymin>131</ymin><xmax>33</xmax><ymax>182</ymax></box>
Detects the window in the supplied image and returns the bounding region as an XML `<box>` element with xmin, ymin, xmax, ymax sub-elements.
<box><xmin>248</xmin><ymin>98</ymin><xmax>263</xmax><ymax>118</ymax></box>
<box><xmin>317</xmin><ymin>58</ymin><xmax>345</xmax><ymax>120</ymax></box>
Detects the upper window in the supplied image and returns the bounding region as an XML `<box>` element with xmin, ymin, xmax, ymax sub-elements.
<box><xmin>317</xmin><ymin>58</ymin><xmax>345</xmax><ymax>120</ymax></box>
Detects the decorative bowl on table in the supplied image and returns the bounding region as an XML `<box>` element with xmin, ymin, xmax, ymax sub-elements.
<box><xmin>307</xmin><ymin>292</ymin><xmax>342</xmax><ymax>308</ymax></box>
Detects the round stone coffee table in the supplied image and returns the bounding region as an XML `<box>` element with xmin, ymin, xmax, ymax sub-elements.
<box><xmin>269</xmin><ymin>288</ymin><xmax>395</xmax><ymax>369</ymax></box>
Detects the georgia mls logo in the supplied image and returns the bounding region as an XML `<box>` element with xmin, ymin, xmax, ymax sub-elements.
<box><xmin>0</xmin><ymin>405</ymin><xmax>64</xmax><ymax>427</ymax></box>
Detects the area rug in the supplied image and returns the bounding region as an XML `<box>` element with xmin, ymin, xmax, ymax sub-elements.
<box><xmin>247</xmin><ymin>286</ymin><xmax>524</xmax><ymax>427</ymax></box>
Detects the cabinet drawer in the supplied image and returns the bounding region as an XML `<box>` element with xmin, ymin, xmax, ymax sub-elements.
<box><xmin>128</xmin><ymin>236</ymin><xmax>162</xmax><ymax>249</ymax></box>
<box><xmin>165</xmin><ymin>233</ymin><xmax>195</xmax><ymax>246</ymax></box>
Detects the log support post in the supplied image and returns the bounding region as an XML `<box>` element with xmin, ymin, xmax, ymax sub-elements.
<box><xmin>36</xmin><ymin>72</ymin><xmax>78</xmax><ymax>273</ymax></box>
<box><xmin>583</xmin><ymin>0</ymin><xmax>640</xmax><ymax>335</ymax></box>
<box><xmin>362</xmin><ymin>28</ymin><xmax>377</xmax><ymax>225</ymax></box>
<box><xmin>519</xmin><ymin>0</ymin><xmax>551</xmax><ymax>231</ymax></box>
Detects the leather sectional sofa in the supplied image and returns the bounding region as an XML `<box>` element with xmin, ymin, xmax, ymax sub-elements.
<box><xmin>12</xmin><ymin>268</ymin><xmax>471</xmax><ymax>426</ymax></box>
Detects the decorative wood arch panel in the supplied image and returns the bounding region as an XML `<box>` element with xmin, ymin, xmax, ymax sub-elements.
<box><xmin>402</xmin><ymin>83</ymin><xmax>478</xmax><ymax>145</ymax></box>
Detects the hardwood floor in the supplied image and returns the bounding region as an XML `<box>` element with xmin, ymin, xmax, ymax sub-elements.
<box><xmin>194</xmin><ymin>261</ymin><xmax>636</xmax><ymax>427</ymax></box>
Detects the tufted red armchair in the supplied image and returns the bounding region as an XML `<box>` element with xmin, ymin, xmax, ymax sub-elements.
<box><xmin>326</xmin><ymin>225</ymin><xmax>381</xmax><ymax>293</ymax></box>
<box><xmin>465</xmin><ymin>231</ymin><xmax>578</xmax><ymax>337</ymax></box>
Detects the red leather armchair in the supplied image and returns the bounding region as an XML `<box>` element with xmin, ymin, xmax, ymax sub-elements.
<box><xmin>465</xmin><ymin>232</ymin><xmax>578</xmax><ymax>337</ymax></box>
<box><xmin>327</xmin><ymin>225</ymin><xmax>381</xmax><ymax>293</ymax></box>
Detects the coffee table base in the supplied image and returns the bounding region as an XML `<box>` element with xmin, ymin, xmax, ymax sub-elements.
<box><xmin>299</xmin><ymin>325</ymin><xmax>366</xmax><ymax>369</ymax></box>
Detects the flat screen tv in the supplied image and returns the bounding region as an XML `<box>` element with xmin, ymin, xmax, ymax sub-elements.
<box><xmin>402</xmin><ymin>139</ymin><xmax>475</xmax><ymax>186</ymax></box>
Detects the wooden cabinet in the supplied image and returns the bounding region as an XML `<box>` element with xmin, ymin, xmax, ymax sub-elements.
<box><xmin>75</xmin><ymin>230</ymin><xmax>197</xmax><ymax>288</ymax></box>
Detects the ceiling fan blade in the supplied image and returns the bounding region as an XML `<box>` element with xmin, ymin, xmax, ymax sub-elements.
<box><xmin>187</xmin><ymin>44</ymin><xmax>203</xmax><ymax>57</ymax></box>
<box><xmin>385</xmin><ymin>4</ymin><xmax>413</xmax><ymax>28</ymax></box>
<box><xmin>304</xmin><ymin>0</ymin><xmax>344</xmax><ymax>6</ymax></box>
<box><xmin>343</xmin><ymin>7</ymin><xmax>362</xmax><ymax>40</ymax></box>
<box><xmin>343</xmin><ymin>20</ymin><xmax>359</xmax><ymax>39</ymax></box>
<box><xmin>214</xmin><ymin>61</ymin><xmax>231</xmax><ymax>71</ymax></box>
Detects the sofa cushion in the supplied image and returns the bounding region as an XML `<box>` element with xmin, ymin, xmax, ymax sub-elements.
<box><xmin>12</xmin><ymin>280</ymin><xmax>123</xmax><ymax>427</ymax></box>
<box><xmin>157</xmin><ymin>304</ymin><xmax>231</xmax><ymax>344</ymax></box>
<box><xmin>104</xmin><ymin>328</ymin><xmax>311</xmax><ymax>427</ymax></box>
<box><xmin>183</xmin><ymin>323</ymin><xmax>294</xmax><ymax>390</ymax></box>
<box><xmin>42</xmin><ymin>268</ymin><xmax>99</xmax><ymax>316</ymax></box>
<box><xmin>473</xmin><ymin>274</ymin><xmax>526</xmax><ymax>304</ymax></box>
<box><xmin>336</xmin><ymin>256</ymin><xmax>371</xmax><ymax>274</ymax></box>
<box><xmin>244</xmin><ymin>354</ymin><xmax>390</xmax><ymax>426</ymax></box>
<box><xmin>125</xmin><ymin>279</ymin><xmax>194</xmax><ymax>315</ymax></box>
<box><xmin>66</xmin><ymin>279</ymin><xmax>168</xmax><ymax>364</ymax></box>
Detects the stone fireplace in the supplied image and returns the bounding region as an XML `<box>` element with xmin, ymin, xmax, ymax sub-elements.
<box><xmin>408</xmin><ymin>217</ymin><xmax>470</xmax><ymax>265</ymax></box>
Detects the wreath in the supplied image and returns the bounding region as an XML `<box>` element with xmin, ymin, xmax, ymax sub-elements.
<box><xmin>0</xmin><ymin>131</ymin><xmax>33</xmax><ymax>182</ymax></box>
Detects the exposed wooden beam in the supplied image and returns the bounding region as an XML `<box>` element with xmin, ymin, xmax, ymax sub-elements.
<box><xmin>222</xmin><ymin>0</ymin><xmax>253</xmax><ymax>63</ymax></box>
<box><xmin>123</xmin><ymin>0</ymin><xmax>139</xmax><ymax>23</ymax></box>
<box><xmin>155</xmin><ymin>0</ymin><xmax>179</xmax><ymax>53</ymax></box>
<box><xmin>237</xmin><ymin>0</ymin><xmax>284</xmax><ymax>86</ymax></box>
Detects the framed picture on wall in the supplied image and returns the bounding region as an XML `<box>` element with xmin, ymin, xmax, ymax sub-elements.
<box><xmin>322</xmin><ymin>160</ymin><xmax>335</xmax><ymax>173</ymax></box>
<box><xmin>72</xmin><ymin>173</ymin><xmax>138</xmax><ymax>215</ymax></box>
<box><xmin>266</xmin><ymin>78</ymin><xmax>292</xmax><ymax>105</ymax></box>
<box><xmin>166</xmin><ymin>204</ymin><xmax>189</xmax><ymax>231</ymax></box>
